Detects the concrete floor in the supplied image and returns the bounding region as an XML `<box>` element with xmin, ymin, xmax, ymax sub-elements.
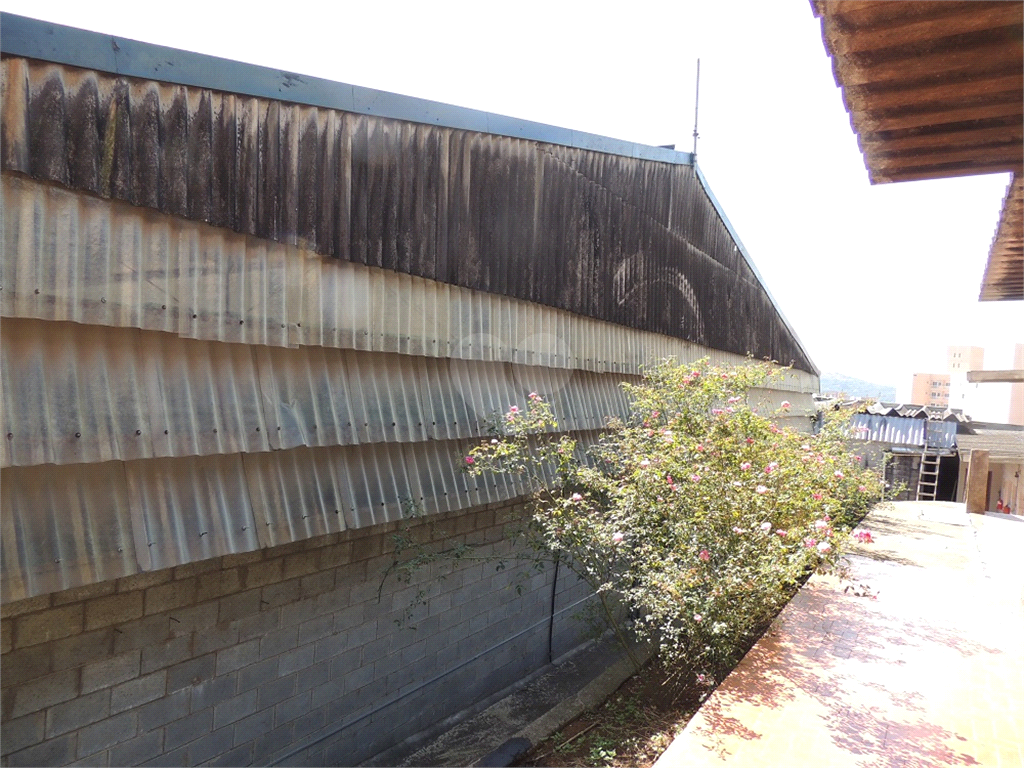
<box><xmin>655</xmin><ymin>502</ymin><xmax>1024</xmax><ymax>768</ymax></box>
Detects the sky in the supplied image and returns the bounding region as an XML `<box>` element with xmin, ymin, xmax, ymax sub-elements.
<box><xmin>2</xmin><ymin>1</ymin><xmax>1021</xmax><ymax>411</ymax></box>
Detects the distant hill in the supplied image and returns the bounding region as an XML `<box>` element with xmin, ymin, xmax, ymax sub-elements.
<box><xmin>819</xmin><ymin>372</ymin><xmax>896</xmax><ymax>401</ymax></box>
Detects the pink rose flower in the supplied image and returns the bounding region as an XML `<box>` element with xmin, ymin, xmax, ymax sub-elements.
<box><xmin>612</xmin><ymin>532</ymin><xmax>625</xmax><ymax>544</ymax></box>
<box><xmin>817</xmin><ymin>541</ymin><xmax>832</xmax><ymax>553</ymax></box>
<box><xmin>834</xmin><ymin>470</ymin><xmax>844</xmax><ymax>479</ymax></box>
<box><xmin>858</xmin><ymin>485</ymin><xmax>867</xmax><ymax>492</ymax></box>
<box><xmin>740</xmin><ymin>462</ymin><xmax>752</xmax><ymax>471</ymax></box>
<box><xmin>694</xmin><ymin>613</ymin><xmax>703</xmax><ymax>622</ymax></box>
<box><xmin>696</xmin><ymin>444</ymin><xmax>705</xmax><ymax>452</ymax></box>
<box><xmin>698</xmin><ymin>549</ymin><xmax>710</xmax><ymax>561</ymax></box>
<box><xmin>746</xmin><ymin>438</ymin><xmax>755</xmax><ymax>444</ymax></box>
<box><xmin>509</xmin><ymin>405</ymin><xmax>519</xmax><ymax>413</ymax></box>
<box><xmin>775</xmin><ymin>529</ymin><xmax>788</xmax><ymax>537</ymax></box>
<box><xmin>465</xmin><ymin>456</ymin><xmax>475</xmax><ymax>464</ymax></box>
<box><xmin>781</xmin><ymin>401</ymin><xmax>791</xmax><ymax>409</ymax></box>
<box><xmin>728</xmin><ymin>396</ymin><xmax>742</xmax><ymax>404</ymax></box>
<box><xmin>690</xmin><ymin>474</ymin><xmax>701</xmax><ymax>483</ymax></box>
<box><xmin>733</xmin><ymin>526</ymin><xmax>746</xmax><ymax>534</ymax></box>
<box><xmin>712</xmin><ymin>408</ymin><xmax>724</xmax><ymax>416</ymax></box>
<box><xmin>803</xmin><ymin>537</ymin><xmax>817</xmax><ymax>548</ymax></box>
<box><xmin>812</xmin><ymin>492</ymin><xmax>823</xmax><ymax>501</ymax></box>
<box><xmin>760</xmin><ymin>522</ymin><xmax>772</xmax><ymax>532</ymax></box>
<box><xmin>756</xmin><ymin>485</ymin><xmax>769</xmax><ymax>494</ymax></box>
<box><xmin>571</xmin><ymin>493</ymin><xmax>583</xmax><ymax>502</ymax></box>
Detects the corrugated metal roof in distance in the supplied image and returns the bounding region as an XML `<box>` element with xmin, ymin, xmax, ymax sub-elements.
<box><xmin>850</xmin><ymin>414</ymin><xmax>958</xmax><ymax>449</ymax></box>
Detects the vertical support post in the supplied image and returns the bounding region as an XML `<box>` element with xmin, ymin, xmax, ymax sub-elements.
<box><xmin>965</xmin><ymin>449</ymin><xmax>990</xmax><ymax>514</ymax></box>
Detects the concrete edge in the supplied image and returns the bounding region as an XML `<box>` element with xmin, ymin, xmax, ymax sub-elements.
<box><xmin>474</xmin><ymin>647</ymin><xmax>653</xmax><ymax>767</ymax></box>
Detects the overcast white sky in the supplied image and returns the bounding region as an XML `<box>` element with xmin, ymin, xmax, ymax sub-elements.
<box><xmin>3</xmin><ymin>1</ymin><xmax>1021</xmax><ymax>406</ymax></box>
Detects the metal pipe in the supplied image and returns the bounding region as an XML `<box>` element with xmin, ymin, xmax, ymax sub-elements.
<box><xmin>692</xmin><ymin>58</ymin><xmax>701</xmax><ymax>159</ymax></box>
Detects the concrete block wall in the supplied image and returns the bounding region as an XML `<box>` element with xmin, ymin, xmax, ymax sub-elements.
<box><xmin>1</xmin><ymin>501</ymin><xmax>595</xmax><ymax>767</ymax></box>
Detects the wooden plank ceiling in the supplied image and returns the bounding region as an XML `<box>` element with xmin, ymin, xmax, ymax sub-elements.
<box><xmin>811</xmin><ymin>1</ymin><xmax>1023</xmax><ymax>301</ymax></box>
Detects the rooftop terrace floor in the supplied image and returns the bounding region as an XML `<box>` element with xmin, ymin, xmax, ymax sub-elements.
<box><xmin>654</xmin><ymin>501</ymin><xmax>1024</xmax><ymax>768</ymax></box>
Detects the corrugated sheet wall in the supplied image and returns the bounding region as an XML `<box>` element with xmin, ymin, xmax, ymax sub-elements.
<box><xmin>1</xmin><ymin>57</ymin><xmax>815</xmax><ymax>372</ymax></box>
<box><xmin>1</xmin><ymin>54</ymin><xmax>820</xmax><ymax>601</ymax></box>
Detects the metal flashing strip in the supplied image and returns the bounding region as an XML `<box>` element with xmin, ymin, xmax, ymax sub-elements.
<box><xmin>0</xmin><ymin>12</ymin><xmax>693</xmax><ymax>167</ymax></box>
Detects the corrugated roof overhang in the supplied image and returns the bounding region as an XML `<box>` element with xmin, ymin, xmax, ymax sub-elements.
<box><xmin>811</xmin><ymin>1</ymin><xmax>1023</xmax><ymax>301</ymax></box>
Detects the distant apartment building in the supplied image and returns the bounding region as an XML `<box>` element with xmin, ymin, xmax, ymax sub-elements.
<box><xmin>948</xmin><ymin>345</ymin><xmax>985</xmax><ymax>373</ymax></box>
<box><xmin>911</xmin><ymin>373</ymin><xmax>951</xmax><ymax>407</ymax></box>
<box><xmin>948</xmin><ymin>346</ymin><xmax>985</xmax><ymax>416</ymax></box>
<box><xmin>913</xmin><ymin>345</ymin><xmax>1023</xmax><ymax>424</ymax></box>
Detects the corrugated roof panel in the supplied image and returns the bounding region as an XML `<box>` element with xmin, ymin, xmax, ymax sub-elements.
<box><xmin>447</xmin><ymin>358</ymin><xmax>520</xmax><ymax>434</ymax></box>
<box><xmin>1</xmin><ymin>461</ymin><xmax>139</xmax><ymax>601</ymax></box>
<box><xmin>177</xmin><ymin>226</ymin><xmax>298</xmax><ymax>348</ymax></box>
<box><xmin>2</xmin><ymin>177</ymin><xmax>819</xmax><ymax>393</ymax></box>
<box><xmin>338</xmin><ymin>441</ymin><xmax>413</xmax><ymax>529</ymax></box>
<box><xmin>2</xmin><ymin>315</ymin><xmax>656</xmax><ymax>469</ymax></box>
<box><xmin>242</xmin><ymin>447</ymin><xmax>349</xmax><ymax>549</ymax></box>
<box><xmin>144</xmin><ymin>333</ymin><xmax>269</xmax><ymax>459</ymax></box>
<box><xmin>125</xmin><ymin>453</ymin><xmax>260</xmax><ymax>571</ymax></box>
<box><xmin>0</xmin><ymin>174</ymin><xmax>175</xmax><ymax>335</ymax></box>
<box><xmin>400</xmin><ymin>440</ymin><xmax>474</xmax><ymax>517</ymax></box>
<box><xmin>0</xmin><ymin>174</ymin><xmax>297</xmax><ymax>348</ymax></box>
<box><xmin>1</xmin><ymin>319</ymin><xmax>154</xmax><ymax>467</ymax></box>
<box><xmin>414</xmin><ymin>356</ymin><xmax>477</xmax><ymax>442</ymax></box>
<box><xmin>340</xmin><ymin>348</ymin><xmax>429</xmax><ymax>445</ymax></box>
<box><xmin>254</xmin><ymin>345</ymin><xmax>360</xmax><ymax>451</ymax></box>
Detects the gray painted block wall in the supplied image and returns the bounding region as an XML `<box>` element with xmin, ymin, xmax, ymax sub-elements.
<box><xmin>0</xmin><ymin>501</ymin><xmax>596</xmax><ymax>767</ymax></box>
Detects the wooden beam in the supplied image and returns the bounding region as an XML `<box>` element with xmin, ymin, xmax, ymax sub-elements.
<box><xmin>823</xmin><ymin>3</ymin><xmax>1022</xmax><ymax>56</ymax></box>
<box><xmin>871</xmin><ymin>161</ymin><xmax>1022</xmax><ymax>184</ymax></box>
<box><xmin>966</xmin><ymin>370</ymin><xmax>1024</xmax><ymax>383</ymax></box>
<box><xmin>842</xmin><ymin>73</ymin><xmax>1023</xmax><ymax>114</ymax></box>
<box><xmin>859</xmin><ymin>124</ymin><xmax>1023</xmax><ymax>154</ymax></box>
<box><xmin>821</xmin><ymin>1</ymin><xmax>983</xmax><ymax>28</ymax></box>
<box><xmin>853</xmin><ymin>100</ymin><xmax>1023</xmax><ymax>133</ymax></box>
<box><xmin>832</xmin><ymin>36</ymin><xmax>1023</xmax><ymax>87</ymax></box>
<box><xmin>867</xmin><ymin>142</ymin><xmax>1023</xmax><ymax>168</ymax></box>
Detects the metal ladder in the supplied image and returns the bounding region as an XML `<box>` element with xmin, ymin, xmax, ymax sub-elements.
<box><xmin>916</xmin><ymin>450</ymin><xmax>941</xmax><ymax>501</ymax></box>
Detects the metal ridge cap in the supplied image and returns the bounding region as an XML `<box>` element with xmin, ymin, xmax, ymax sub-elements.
<box><xmin>0</xmin><ymin>12</ymin><xmax>694</xmax><ymax>167</ymax></box>
<box><xmin>693</xmin><ymin>163</ymin><xmax>821</xmax><ymax>378</ymax></box>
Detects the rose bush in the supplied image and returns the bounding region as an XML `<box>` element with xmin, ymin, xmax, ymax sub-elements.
<box><xmin>465</xmin><ymin>359</ymin><xmax>884</xmax><ymax>683</ymax></box>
